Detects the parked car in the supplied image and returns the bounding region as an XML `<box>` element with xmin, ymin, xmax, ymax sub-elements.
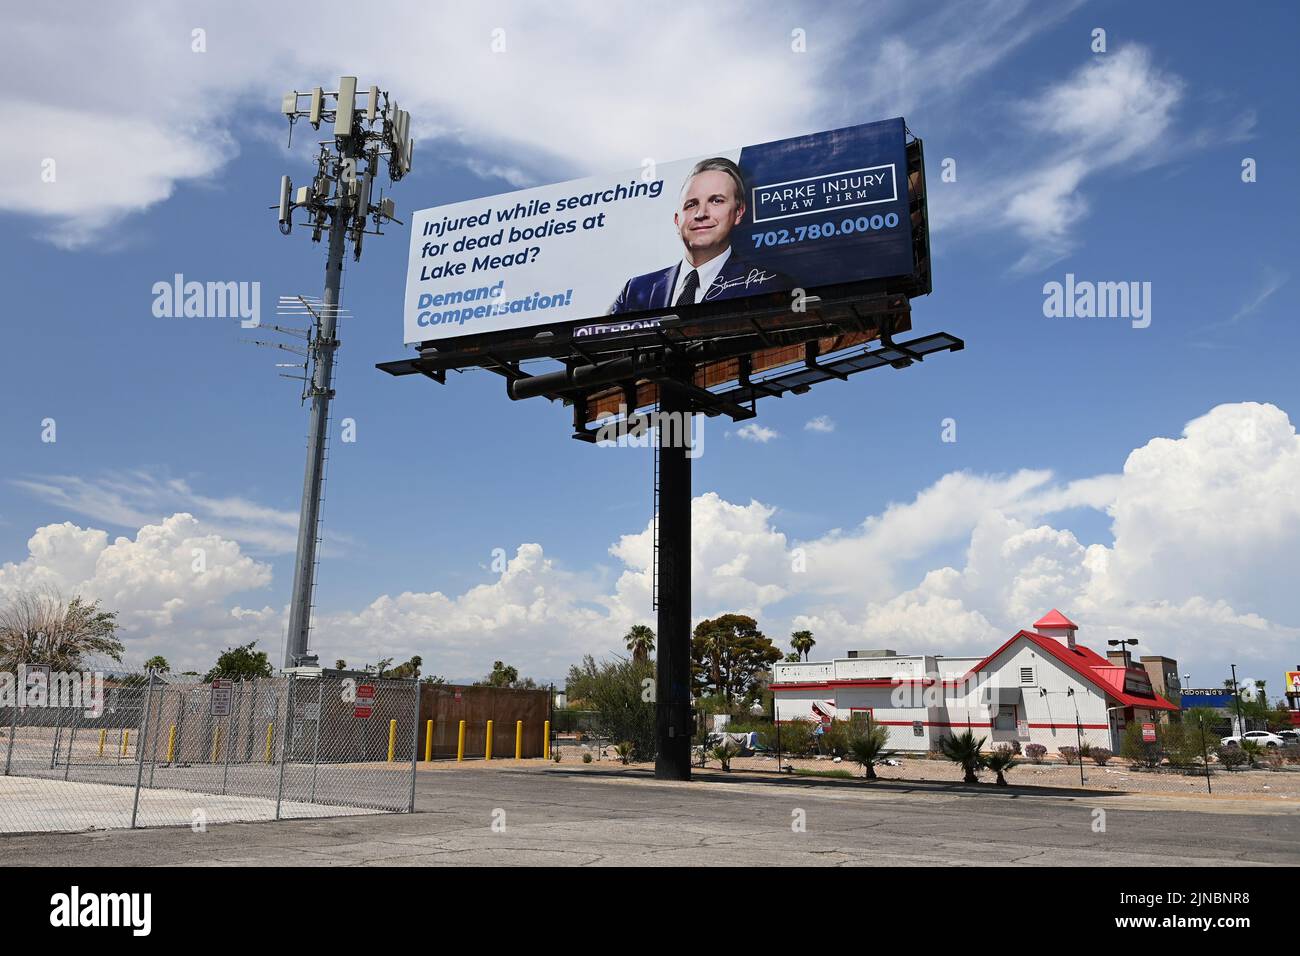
<box><xmin>1219</xmin><ymin>730</ymin><xmax>1285</xmax><ymax>748</ymax></box>
<box><xmin>1277</xmin><ymin>729</ymin><xmax>1300</xmax><ymax>745</ymax></box>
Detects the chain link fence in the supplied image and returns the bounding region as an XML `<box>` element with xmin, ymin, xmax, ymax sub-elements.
<box><xmin>1</xmin><ymin>670</ymin><xmax>418</xmax><ymax>834</ymax></box>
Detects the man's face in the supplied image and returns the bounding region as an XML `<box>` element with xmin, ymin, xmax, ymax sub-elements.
<box><xmin>674</xmin><ymin>169</ymin><xmax>745</xmax><ymax>257</ymax></box>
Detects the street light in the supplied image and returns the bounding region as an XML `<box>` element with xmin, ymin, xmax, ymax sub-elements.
<box><xmin>1107</xmin><ymin>638</ymin><xmax>1140</xmax><ymax>667</ymax></box>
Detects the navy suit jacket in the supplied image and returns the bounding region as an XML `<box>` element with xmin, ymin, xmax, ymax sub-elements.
<box><xmin>608</xmin><ymin>253</ymin><xmax>794</xmax><ymax>315</ymax></box>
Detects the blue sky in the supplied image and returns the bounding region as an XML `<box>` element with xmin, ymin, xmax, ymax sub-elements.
<box><xmin>1</xmin><ymin>1</ymin><xmax>1298</xmax><ymax>694</ymax></box>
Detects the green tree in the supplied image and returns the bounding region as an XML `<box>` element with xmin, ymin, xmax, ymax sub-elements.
<box><xmin>388</xmin><ymin>655</ymin><xmax>424</xmax><ymax>679</ymax></box>
<box><xmin>790</xmin><ymin>629</ymin><xmax>816</xmax><ymax>662</ymax></box>
<box><xmin>204</xmin><ymin>642</ymin><xmax>274</xmax><ymax>682</ymax></box>
<box><xmin>939</xmin><ymin>730</ymin><xmax>986</xmax><ymax>783</ymax></box>
<box><xmin>477</xmin><ymin>660</ymin><xmax>537</xmax><ymax>689</ymax></box>
<box><xmin>845</xmin><ymin>717</ymin><xmax>892</xmax><ymax>780</ymax></box>
<box><xmin>624</xmin><ymin>624</ymin><xmax>656</xmax><ymax>664</ymax></box>
<box><xmin>984</xmin><ymin>745</ymin><xmax>1017</xmax><ymax>786</ymax></box>
<box><xmin>0</xmin><ymin>588</ymin><xmax>123</xmax><ymax>671</ymax></box>
<box><xmin>143</xmin><ymin>655</ymin><xmax>170</xmax><ymax>675</ymax></box>
<box><xmin>571</xmin><ymin>656</ymin><xmax>656</xmax><ymax>758</ymax></box>
<box><xmin>690</xmin><ymin>614</ymin><xmax>782</xmax><ymax>705</ymax></box>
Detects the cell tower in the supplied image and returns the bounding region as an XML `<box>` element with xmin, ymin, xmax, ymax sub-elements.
<box><xmin>272</xmin><ymin>77</ymin><xmax>412</xmax><ymax>669</ymax></box>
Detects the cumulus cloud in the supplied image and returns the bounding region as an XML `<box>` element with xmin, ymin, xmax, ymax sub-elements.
<box><xmin>0</xmin><ymin>514</ymin><xmax>276</xmax><ymax>671</ymax></box>
<box><xmin>734</xmin><ymin>423</ymin><xmax>779</xmax><ymax>444</ymax></box>
<box><xmin>3</xmin><ymin>403</ymin><xmax>1294</xmax><ymax>686</ymax></box>
<box><xmin>805</xmin><ymin>416</ymin><xmax>835</xmax><ymax>433</ymax></box>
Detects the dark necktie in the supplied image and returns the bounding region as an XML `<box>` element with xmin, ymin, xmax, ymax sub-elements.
<box><xmin>674</xmin><ymin>268</ymin><xmax>700</xmax><ymax>306</ymax></box>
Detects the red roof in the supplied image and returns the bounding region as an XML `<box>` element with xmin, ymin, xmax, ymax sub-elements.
<box><xmin>959</xmin><ymin>630</ymin><xmax>1178</xmax><ymax>712</ymax></box>
<box><xmin>1034</xmin><ymin>609</ymin><xmax>1078</xmax><ymax>630</ymax></box>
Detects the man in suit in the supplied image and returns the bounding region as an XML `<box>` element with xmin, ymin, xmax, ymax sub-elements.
<box><xmin>609</xmin><ymin>157</ymin><xmax>792</xmax><ymax>314</ymax></box>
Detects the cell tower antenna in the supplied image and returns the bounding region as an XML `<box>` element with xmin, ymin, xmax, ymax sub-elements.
<box><xmin>272</xmin><ymin>77</ymin><xmax>413</xmax><ymax>669</ymax></box>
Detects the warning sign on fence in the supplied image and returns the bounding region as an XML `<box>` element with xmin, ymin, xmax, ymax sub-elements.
<box><xmin>210</xmin><ymin>679</ymin><xmax>233</xmax><ymax>717</ymax></box>
<box><xmin>354</xmin><ymin>684</ymin><xmax>375</xmax><ymax>718</ymax></box>
<box><xmin>1142</xmin><ymin>722</ymin><xmax>1157</xmax><ymax>743</ymax></box>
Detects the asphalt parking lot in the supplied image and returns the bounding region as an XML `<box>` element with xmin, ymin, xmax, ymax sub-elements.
<box><xmin>2</xmin><ymin>765</ymin><xmax>1298</xmax><ymax>866</ymax></box>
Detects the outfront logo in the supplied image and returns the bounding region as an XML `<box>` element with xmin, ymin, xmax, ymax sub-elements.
<box><xmin>751</xmin><ymin>164</ymin><xmax>897</xmax><ymax>223</ymax></box>
<box><xmin>49</xmin><ymin>886</ymin><xmax>151</xmax><ymax>936</ymax></box>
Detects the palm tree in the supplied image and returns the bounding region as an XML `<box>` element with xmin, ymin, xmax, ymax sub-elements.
<box><xmin>143</xmin><ymin>655</ymin><xmax>170</xmax><ymax>675</ymax></box>
<box><xmin>846</xmin><ymin>718</ymin><xmax>893</xmax><ymax>780</ymax></box>
<box><xmin>790</xmin><ymin>630</ymin><xmax>816</xmax><ymax>662</ymax></box>
<box><xmin>625</xmin><ymin>624</ymin><xmax>656</xmax><ymax>663</ymax></box>
<box><xmin>984</xmin><ymin>745</ymin><xmax>1017</xmax><ymax>786</ymax></box>
<box><xmin>0</xmin><ymin>587</ymin><xmax>123</xmax><ymax>671</ymax></box>
<box><xmin>939</xmin><ymin>730</ymin><xmax>987</xmax><ymax>783</ymax></box>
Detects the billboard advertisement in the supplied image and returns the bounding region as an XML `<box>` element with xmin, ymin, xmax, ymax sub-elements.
<box><xmin>403</xmin><ymin>117</ymin><xmax>916</xmax><ymax>345</ymax></box>
<box><xmin>1180</xmin><ymin>688</ymin><xmax>1237</xmax><ymax>709</ymax></box>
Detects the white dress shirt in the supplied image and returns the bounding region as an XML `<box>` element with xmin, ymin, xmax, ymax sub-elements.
<box><xmin>670</xmin><ymin>246</ymin><xmax>732</xmax><ymax>306</ymax></box>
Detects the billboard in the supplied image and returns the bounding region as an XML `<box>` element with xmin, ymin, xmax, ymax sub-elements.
<box><xmin>1180</xmin><ymin>688</ymin><xmax>1237</xmax><ymax>709</ymax></box>
<box><xmin>403</xmin><ymin>117</ymin><xmax>919</xmax><ymax>346</ymax></box>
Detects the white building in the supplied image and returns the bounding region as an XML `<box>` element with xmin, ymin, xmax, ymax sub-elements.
<box><xmin>771</xmin><ymin>610</ymin><xmax>1177</xmax><ymax>755</ymax></box>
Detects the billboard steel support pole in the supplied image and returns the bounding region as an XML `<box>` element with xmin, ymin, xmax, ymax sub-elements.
<box><xmin>655</xmin><ymin>354</ymin><xmax>693</xmax><ymax>781</ymax></box>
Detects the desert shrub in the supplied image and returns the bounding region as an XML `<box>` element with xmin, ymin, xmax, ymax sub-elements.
<box><xmin>710</xmin><ymin>740</ymin><xmax>739</xmax><ymax>772</ymax></box>
<box><xmin>775</xmin><ymin>719</ymin><xmax>817</xmax><ymax>757</ymax></box>
<box><xmin>1089</xmin><ymin>747</ymin><xmax>1113</xmax><ymax>766</ymax></box>
<box><xmin>614</xmin><ymin>741</ymin><xmax>634</xmax><ymax>765</ymax></box>
<box><xmin>1024</xmin><ymin>743</ymin><xmax>1047</xmax><ymax>764</ymax></box>
<box><xmin>581</xmin><ymin>751</ymin><xmax>593</xmax><ymax>764</ymax></box>
<box><xmin>1121</xmin><ymin>722</ymin><xmax>1163</xmax><ymax>769</ymax></box>
<box><xmin>1059</xmin><ymin>746</ymin><xmax>1079</xmax><ymax>765</ymax></box>
<box><xmin>938</xmin><ymin>730</ymin><xmax>986</xmax><ymax>783</ymax></box>
<box><xmin>1215</xmin><ymin>745</ymin><xmax>1248</xmax><ymax>769</ymax></box>
<box><xmin>551</xmin><ymin>750</ymin><xmax>562</xmax><ymax>763</ymax></box>
<box><xmin>999</xmin><ymin>739</ymin><xmax>1022</xmax><ymax>755</ymax></box>
<box><xmin>819</xmin><ymin>718</ymin><xmax>853</xmax><ymax>757</ymax></box>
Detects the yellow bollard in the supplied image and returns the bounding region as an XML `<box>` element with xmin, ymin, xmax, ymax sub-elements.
<box><xmin>387</xmin><ymin>719</ymin><xmax>397</xmax><ymax>762</ymax></box>
<box><xmin>166</xmin><ymin>725</ymin><xmax>177</xmax><ymax>763</ymax></box>
<box><xmin>543</xmin><ymin>720</ymin><xmax>551</xmax><ymax>760</ymax></box>
<box><xmin>121</xmin><ymin>729</ymin><xmax>130</xmax><ymax>756</ymax></box>
<box><xmin>515</xmin><ymin>720</ymin><xmax>523</xmax><ymax>760</ymax></box>
<box><xmin>211</xmin><ymin>726</ymin><xmax>222</xmax><ymax>763</ymax></box>
<box><xmin>424</xmin><ymin>720</ymin><xmax>433</xmax><ymax>762</ymax></box>
<box><xmin>264</xmin><ymin>723</ymin><xmax>274</xmax><ymax>763</ymax></box>
<box><xmin>456</xmin><ymin>720</ymin><xmax>466</xmax><ymax>762</ymax></box>
<box><xmin>485</xmin><ymin>719</ymin><xmax>494</xmax><ymax>760</ymax></box>
<box><xmin>98</xmin><ymin>729</ymin><xmax>106</xmax><ymax>757</ymax></box>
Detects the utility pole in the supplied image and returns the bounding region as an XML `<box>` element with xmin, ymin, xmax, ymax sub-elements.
<box><xmin>272</xmin><ymin>78</ymin><xmax>412</xmax><ymax>669</ymax></box>
<box><xmin>1230</xmin><ymin>663</ymin><xmax>1245</xmax><ymax>737</ymax></box>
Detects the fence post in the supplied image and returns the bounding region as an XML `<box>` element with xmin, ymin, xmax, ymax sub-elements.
<box><xmin>129</xmin><ymin>670</ymin><xmax>156</xmax><ymax>829</ymax></box>
<box><xmin>408</xmin><ymin>679</ymin><xmax>420</xmax><ymax>812</ymax></box>
<box><xmin>4</xmin><ymin>672</ymin><xmax>19</xmax><ymax>776</ymax></box>
<box><xmin>308</xmin><ymin>680</ymin><xmax>322</xmax><ymax>804</ymax></box>
<box><xmin>275</xmin><ymin>675</ymin><xmax>294</xmax><ymax>821</ymax></box>
<box><xmin>63</xmin><ymin>721</ymin><xmax>77</xmax><ymax>780</ymax></box>
<box><xmin>221</xmin><ymin>681</ymin><xmax>240</xmax><ymax>795</ymax></box>
<box><xmin>49</xmin><ymin>703</ymin><xmax>65</xmax><ymax>770</ymax></box>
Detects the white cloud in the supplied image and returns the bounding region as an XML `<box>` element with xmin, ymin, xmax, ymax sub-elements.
<box><xmin>2</xmin><ymin>1</ymin><xmax>1072</xmax><ymax>246</ymax></box>
<box><xmin>5</xmin><ymin>403</ymin><xmax>1294</xmax><ymax>687</ymax></box>
<box><xmin>11</xmin><ymin>470</ymin><xmax>312</xmax><ymax>555</ymax></box>
<box><xmin>805</xmin><ymin>415</ymin><xmax>835</xmax><ymax>433</ymax></box>
<box><xmin>735</xmin><ymin>423</ymin><xmax>779</xmax><ymax>443</ymax></box>
<box><xmin>0</xmin><ymin>515</ymin><xmax>277</xmax><ymax>672</ymax></box>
